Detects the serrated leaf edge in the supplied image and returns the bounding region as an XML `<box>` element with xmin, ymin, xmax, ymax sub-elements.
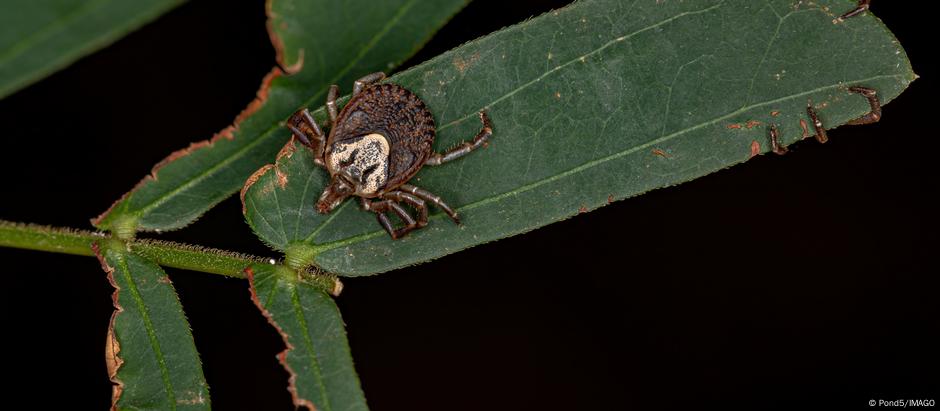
<box><xmin>93</xmin><ymin>242</ymin><xmax>126</xmax><ymax>410</ymax></box>
<box><xmin>245</xmin><ymin>266</ymin><xmax>318</xmax><ymax>411</ymax></box>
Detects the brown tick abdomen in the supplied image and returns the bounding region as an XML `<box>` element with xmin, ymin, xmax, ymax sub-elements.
<box><xmin>328</xmin><ymin>83</ymin><xmax>435</xmax><ymax>190</ymax></box>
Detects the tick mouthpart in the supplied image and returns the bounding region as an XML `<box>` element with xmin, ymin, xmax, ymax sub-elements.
<box><xmin>316</xmin><ymin>174</ymin><xmax>355</xmax><ymax>214</ymax></box>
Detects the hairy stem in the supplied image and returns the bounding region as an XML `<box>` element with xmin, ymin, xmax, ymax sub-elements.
<box><xmin>0</xmin><ymin>219</ymin><xmax>265</xmax><ymax>278</ymax></box>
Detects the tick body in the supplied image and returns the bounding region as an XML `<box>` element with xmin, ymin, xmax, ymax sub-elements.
<box><xmin>286</xmin><ymin>72</ymin><xmax>493</xmax><ymax>239</ymax></box>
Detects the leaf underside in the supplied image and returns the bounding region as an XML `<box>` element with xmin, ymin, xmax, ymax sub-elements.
<box><xmin>92</xmin><ymin>0</ymin><xmax>468</xmax><ymax>233</ymax></box>
<box><xmin>243</xmin><ymin>0</ymin><xmax>915</xmax><ymax>276</ymax></box>
<box><xmin>247</xmin><ymin>263</ymin><xmax>368</xmax><ymax>411</ymax></box>
<box><xmin>96</xmin><ymin>245</ymin><xmax>210</xmax><ymax>410</ymax></box>
<box><xmin>0</xmin><ymin>0</ymin><xmax>185</xmax><ymax>99</ymax></box>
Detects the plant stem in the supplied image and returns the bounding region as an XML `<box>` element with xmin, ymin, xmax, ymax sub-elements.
<box><xmin>0</xmin><ymin>220</ymin><xmax>269</xmax><ymax>279</ymax></box>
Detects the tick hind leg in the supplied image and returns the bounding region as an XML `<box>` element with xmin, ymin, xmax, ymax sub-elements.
<box><xmin>326</xmin><ymin>85</ymin><xmax>339</xmax><ymax>125</ymax></box>
<box><xmin>287</xmin><ymin>108</ymin><xmax>327</xmax><ymax>167</ymax></box>
<box><xmin>353</xmin><ymin>72</ymin><xmax>386</xmax><ymax>96</ymax></box>
<box><xmin>325</xmin><ymin>72</ymin><xmax>386</xmax><ymax>125</ymax></box>
<box><xmin>425</xmin><ymin>111</ymin><xmax>493</xmax><ymax>166</ymax></box>
<box><xmin>361</xmin><ymin>192</ymin><xmax>429</xmax><ymax>240</ymax></box>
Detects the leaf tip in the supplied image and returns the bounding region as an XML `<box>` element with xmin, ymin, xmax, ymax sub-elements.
<box><xmin>265</xmin><ymin>1</ymin><xmax>304</xmax><ymax>74</ymax></box>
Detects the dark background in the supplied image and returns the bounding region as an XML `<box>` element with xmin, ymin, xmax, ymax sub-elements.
<box><xmin>1</xmin><ymin>0</ymin><xmax>936</xmax><ymax>409</ymax></box>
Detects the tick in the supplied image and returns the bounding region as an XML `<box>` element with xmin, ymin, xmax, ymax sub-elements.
<box><xmin>286</xmin><ymin>72</ymin><xmax>493</xmax><ymax>240</ymax></box>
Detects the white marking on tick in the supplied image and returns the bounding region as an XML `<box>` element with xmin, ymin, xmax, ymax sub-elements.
<box><xmin>328</xmin><ymin>133</ymin><xmax>391</xmax><ymax>195</ymax></box>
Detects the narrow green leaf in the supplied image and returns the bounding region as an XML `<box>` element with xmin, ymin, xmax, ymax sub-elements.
<box><xmin>95</xmin><ymin>243</ymin><xmax>210</xmax><ymax>410</ymax></box>
<box><xmin>93</xmin><ymin>0</ymin><xmax>468</xmax><ymax>234</ymax></box>
<box><xmin>0</xmin><ymin>0</ymin><xmax>185</xmax><ymax>99</ymax></box>
<box><xmin>243</xmin><ymin>0</ymin><xmax>915</xmax><ymax>276</ymax></box>
<box><xmin>246</xmin><ymin>263</ymin><xmax>367</xmax><ymax>411</ymax></box>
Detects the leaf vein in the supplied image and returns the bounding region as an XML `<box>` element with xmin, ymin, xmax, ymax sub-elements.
<box><xmin>437</xmin><ymin>1</ymin><xmax>726</xmax><ymax>132</ymax></box>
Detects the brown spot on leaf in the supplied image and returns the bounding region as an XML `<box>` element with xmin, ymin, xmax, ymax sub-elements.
<box><xmin>800</xmin><ymin>119</ymin><xmax>810</xmax><ymax>139</ymax></box>
<box><xmin>453</xmin><ymin>52</ymin><xmax>480</xmax><ymax>75</ymax></box>
<box><xmin>771</xmin><ymin>110</ymin><xmax>780</xmax><ymax>117</ymax></box>
<box><xmin>240</xmin><ymin>164</ymin><xmax>276</xmax><ymax>214</ymax></box>
<box><xmin>276</xmin><ymin>137</ymin><xmax>298</xmax><ymax>161</ymax></box>
<box><xmin>245</xmin><ymin>267</ymin><xmax>317</xmax><ymax>411</ymax></box>
<box><xmin>652</xmin><ymin>148</ymin><xmax>671</xmax><ymax>158</ymax></box>
<box><xmin>93</xmin><ymin>68</ymin><xmax>283</xmax><ymax>229</ymax></box>
<box><xmin>275</xmin><ymin>167</ymin><xmax>289</xmax><ymax>189</ymax></box>
<box><xmin>579</xmin><ymin>205</ymin><xmax>588</xmax><ymax>213</ymax></box>
<box><xmin>607</xmin><ymin>194</ymin><xmax>614</xmax><ymax>204</ymax></box>
<box><xmin>177</xmin><ymin>391</ymin><xmax>207</xmax><ymax>405</ymax></box>
<box><xmin>745</xmin><ymin>120</ymin><xmax>762</xmax><ymax>129</ymax></box>
<box><xmin>750</xmin><ymin>140</ymin><xmax>761</xmax><ymax>158</ymax></box>
<box><xmin>727</xmin><ymin>123</ymin><xmax>742</xmax><ymax>130</ymax></box>
<box><xmin>554</xmin><ymin>91</ymin><xmax>561</xmax><ymax>99</ymax></box>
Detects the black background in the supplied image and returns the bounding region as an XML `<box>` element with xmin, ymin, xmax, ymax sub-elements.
<box><xmin>1</xmin><ymin>1</ymin><xmax>936</xmax><ymax>409</ymax></box>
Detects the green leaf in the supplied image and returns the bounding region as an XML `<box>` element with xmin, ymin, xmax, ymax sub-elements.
<box><xmin>242</xmin><ymin>0</ymin><xmax>915</xmax><ymax>276</ymax></box>
<box><xmin>246</xmin><ymin>263</ymin><xmax>367</xmax><ymax>411</ymax></box>
<box><xmin>93</xmin><ymin>0</ymin><xmax>468</xmax><ymax>235</ymax></box>
<box><xmin>95</xmin><ymin>242</ymin><xmax>210</xmax><ymax>410</ymax></box>
<box><xmin>0</xmin><ymin>0</ymin><xmax>185</xmax><ymax>99</ymax></box>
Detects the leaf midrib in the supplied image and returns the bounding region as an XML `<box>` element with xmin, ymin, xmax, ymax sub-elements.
<box><xmin>114</xmin><ymin>252</ymin><xmax>178</xmax><ymax>409</ymax></box>
<box><xmin>290</xmin><ymin>285</ymin><xmax>333</xmax><ymax>411</ymax></box>
<box><xmin>310</xmin><ymin>73</ymin><xmax>907</xmax><ymax>253</ymax></box>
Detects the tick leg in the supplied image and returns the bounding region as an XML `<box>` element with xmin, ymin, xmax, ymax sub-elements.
<box><xmin>383</xmin><ymin>191</ymin><xmax>428</xmax><ymax>238</ymax></box>
<box><xmin>806</xmin><ymin>103</ymin><xmax>828</xmax><ymax>144</ymax></box>
<box><xmin>361</xmin><ymin>198</ymin><xmax>397</xmax><ymax>237</ymax></box>
<box><xmin>425</xmin><ymin>111</ymin><xmax>493</xmax><ymax>166</ymax></box>
<box><xmin>839</xmin><ymin>0</ymin><xmax>870</xmax><ymax>21</ymax></box>
<box><xmin>353</xmin><ymin>72</ymin><xmax>386</xmax><ymax>96</ymax></box>
<box><xmin>845</xmin><ymin>86</ymin><xmax>882</xmax><ymax>125</ymax></box>
<box><xmin>400</xmin><ymin>184</ymin><xmax>460</xmax><ymax>224</ymax></box>
<box><xmin>287</xmin><ymin>108</ymin><xmax>327</xmax><ymax>167</ymax></box>
<box><xmin>361</xmin><ymin>197</ymin><xmax>419</xmax><ymax>240</ymax></box>
<box><xmin>769</xmin><ymin>124</ymin><xmax>788</xmax><ymax>155</ymax></box>
<box><xmin>326</xmin><ymin>85</ymin><xmax>339</xmax><ymax>125</ymax></box>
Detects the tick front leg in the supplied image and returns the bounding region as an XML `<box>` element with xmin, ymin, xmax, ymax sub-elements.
<box><xmin>399</xmin><ymin>184</ymin><xmax>460</xmax><ymax>224</ymax></box>
<box><xmin>425</xmin><ymin>111</ymin><xmax>493</xmax><ymax>166</ymax></box>
<box><xmin>353</xmin><ymin>72</ymin><xmax>386</xmax><ymax>96</ymax></box>
<box><xmin>287</xmin><ymin>108</ymin><xmax>327</xmax><ymax>167</ymax></box>
<box><xmin>383</xmin><ymin>191</ymin><xmax>428</xmax><ymax>239</ymax></box>
<box><xmin>361</xmin><ymin>197</ymin><xmax>419</xmax><ymax>240</ymax></box>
